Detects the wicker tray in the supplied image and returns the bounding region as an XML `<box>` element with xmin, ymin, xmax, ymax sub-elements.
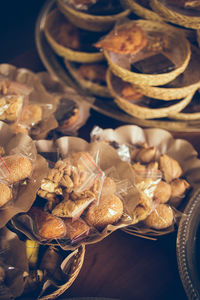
<box><xmin>104</xmin><ymin>19</ymin><xmax>191</xmax><ymax>86</ymax></box>
<box><xmin>57</xmin><ymin>0</ymin><xmax>131</xmax><ymax>32</ymax></box>
<box><xmin>44</xmin><ymin>9</ymin><xmax>104</xmax><ymax>63</ymax></box>
<box><xmin>150</xmin><ymin>0</ymin><xmax>200</xmax><ymax>29</ymax></box>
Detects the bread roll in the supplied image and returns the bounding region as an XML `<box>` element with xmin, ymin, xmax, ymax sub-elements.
<box><xmin>2</xmin><ymin>155</ymin><xmax>32</xmax><ymax>184</ymax></box>
<box><xmin>144</xmin><ymin>204</ymin><xmax>174</xmax><ymax>230</ymax></box>
<box><xmin>29</xmin><ymin>207</ymin><xmax>67</xmax><ymax>240</ymax></box>
<box><xmin>85</xmin><ymin>194</ymin><xmax>123</xmax><ymax>229</ymax></box>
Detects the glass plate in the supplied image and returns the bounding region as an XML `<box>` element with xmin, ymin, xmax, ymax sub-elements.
<box><xmin>35</xmin><ymin>0</ymin><xmax>200</xmax><ymax>132</ymax></box>
<box><xmin>177</xmin><ymin>189</ymin><xmax>200</xmax><ymax>300</ymax></box>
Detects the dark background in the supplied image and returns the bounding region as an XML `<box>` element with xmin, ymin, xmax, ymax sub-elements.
<box><xmin>0</xmin><ymin>0</ymin><xmax>46</xmax><ymax>62</ymax></box>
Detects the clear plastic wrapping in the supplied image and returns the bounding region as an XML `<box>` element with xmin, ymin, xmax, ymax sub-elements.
<box><xmin>10</xmin><ymin>137</ymin><xmax>139</xmax><ymax>249</ymax></box>
<box><xmin>91</xmin><ymin>126</ymin><xmax>192</xmax><ymax>236</ymax></box>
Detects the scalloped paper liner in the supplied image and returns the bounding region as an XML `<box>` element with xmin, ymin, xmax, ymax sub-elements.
<box><xmin>94</xmin><ymin>125</ymin><xmax>200</xmax><ymax>236</ymax></box>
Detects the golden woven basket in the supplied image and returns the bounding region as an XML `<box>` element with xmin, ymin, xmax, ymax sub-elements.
<box><xmin>39</xmin><ymin>245</ymin><xmax>85</xmax><ymax>300</ymax></box>
<box><xmin>106</xmin><ymin>68</ymin><xmax>194</xmax><ymax>119</ymax></box>
<box><xmin>44</xmin><ymin>9</ymin><xmax>104</xmax><ymax>63</ymax></box>
<box><xmin>150</xmin><ymin>0</ymin><xmax>200</xmax><ymax>29</ymax></box>
<box><xmin>121</xmin><ymin>0</ymin><xmax>163</xmax><ymax>21</ymax></box>
<box><xmin>64</xmin><ymin>60</ymin><xmax>111</xmax><ymax>98</ymax></box>
<box><xmin>168</xmin><ymin>110</ymin><xmax>200</xmax><ymax>121</ymax></box>
<box><xmin>57</xmin><ymin>0</ymin><xmax>131</xmax><ymax>32</ymax></box>
<box><xmin>104</xmin><ymin>20</ymin><xmax>191</xmax><ymax>86</ymax></box>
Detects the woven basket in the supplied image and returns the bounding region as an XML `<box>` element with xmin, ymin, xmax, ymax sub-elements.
<box><xmin>150</xmin><ymin>0</ymin><xmax>200</xmax><ymax>29</ymax></box>
<box><xmin>104</xmin><ymin>20</ymin><xmax>191</xmax><ymax>86</ymax></box>
<box><xmin>168</xmin><ymin>111</ymin><xmax>200</xmax><ymax>121</ymax></box>
<box><xmin>121</xmin><ymin>0</ymin><xmax>163</xmax><ymax>21</ymax></box>
<box><xmin>106</xmin><ymin>68</ymin><xmax>194</xmax><ymax>119</ymax></box>
<box><xmin>57</xmin><ymin>0</ymin><xmax>131</xmax><ymax>32</ymax></box>
<box><xmin>64</xmin><ymin>60</ymin><xmax>111</xmax><ymax>98</ymax></box>
<box><xmin>38</xmin><ymin>245</ymin><xmax>85</xmax><ymax>300</ymax></box>
<box><xmin>44</xmin><ymin>9</ymin><xmax>104</xmax><ymax>63</ymax></box>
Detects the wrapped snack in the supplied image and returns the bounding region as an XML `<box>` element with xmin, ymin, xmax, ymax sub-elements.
<box><xmin>0</xmin><ymin>64</ymin><xmax>58</xmax><ymax>139</ymax></box>
<box><xmin>37</xmin><ymin>72</ymin><xmax>90</xmax><ymax>136</ymax></box>
<box><xmin>11</xmin><ymin>138</ymin><xmax>139</xmax><ymax>249</ymax></box>
<box><xmin>90</xmin><ymin>125</ymin><xmax>194</xmax><ymax>237</ymax></box>
<box><xmin>0</xmin><ymin>78</ymin><xmax>32</xmax><ymax>124</ymax></box>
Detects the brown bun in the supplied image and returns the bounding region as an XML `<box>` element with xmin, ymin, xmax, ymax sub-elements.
<box><xmin>20</xmin><ymin>104</ymin><xmax>42</xmax><ymax>126</ymax></box>
<box><xmin>0</xmin><ymin>182</ymin><xmax>12</xmax><ymax>207</ymax></box>
<box><xmin>144</xmin><ymin>204</ymin><xmax>174</xmax><ymax>230</ymax></box>
<box><xmin>2</xmin><ymin>155</ymin><xmax>32</xmax><ymax>184</ymax></box>
<box><xmin>153</xmin><ymin>181</ymin><xmax>171</xmax><ymax>204</ymax></box>
<box><xmin>85</xmin><ymin>194</ymin><xmax>123</xmax><ymax>229</ymax></box>
<box><xmin>29</xmin><ymin>207</ymin><xmax>67</xmax><ymax>240</ymax></box>
<box><xmin>63</xmin><ymin>218</ymin><xmax>90</xmax><ymax>240</ymax></box>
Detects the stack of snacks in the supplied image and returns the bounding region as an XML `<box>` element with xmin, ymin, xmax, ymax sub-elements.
<box><xmin>94</xmin><ymin>19</ymin><xmax>200</xmax><ymax>121</ymax></box>
<box><xmin>90</xmin><ymin>125</ymin><xmax>200</xmax><ymax>237</ymax></box>
<box><xmin>0</xmin><ymin>64</ymin><xmax>58</xmax><ymax>139</ymax></box>
<box><xmin>0</xmin><ymin>227</ymin><xmax>85</xmax><ymax>300</ymax></box>
<box><xmin>43</xmin><ymin>1</ymin><xmax>130</xmax><ymax>98</ymax></box>
<box><xmin>10</xmin><ymin>137</ymin><xmax>140</xmax><ymax>249</ymax></box>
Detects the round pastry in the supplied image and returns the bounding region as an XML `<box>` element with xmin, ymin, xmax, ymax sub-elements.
<box><xmin>85</xmin><ymin>194</ymin><xmax>123</xmax><ymax>229</ymax></box>
<box><xmin>29</xmin><ymin>207</ymin><xmax>67</xmax><ymax>240</ymax></box>
<box><xmin>0</xmin><ymin>182</ymin><xmax>12</xmax><ymax>208</ymax></box>
<box><xmin>144</xmin><ymin>204</ymin><xmax>174</xmax><ymax>229</ymax></box>
<box><xmin>2</xmin><ymin>155</ymin><xmax>32</xmax><ymax>184</ymax></box>
<box><xmin>153</xmin><ymin>180</ymin><xmax>171</xmax><ymax>204</ymax></box>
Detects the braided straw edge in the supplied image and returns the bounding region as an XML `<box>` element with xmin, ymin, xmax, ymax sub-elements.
<box><xmin>121</xmin><ymin>0</ymin><xmax>163</xmax><ymax>21</ymax></box>
<box><xmin>104</xmin><ymin>20</ymin><xmax>191</xmax><ymax>86</ymax></box>
<box><xmin>44</xmin><ymin>9</ymin><xmax>104</xmax><ymax>63</ymax></box>
<box><xmin>150</xmin><ymin>0</ymin><xmax>200</xmax><ymax>29</ymax></box>
<box><xmin>39</xmin><ymin>245</ymin><xmax>85</xmax><ymax>300</ymax></box>
<box><xmin>57</xmin><ymin>0</ymin><xmax>131</xmax><ymax>32</ymax></box>
<box><xmin>64</xmin><ymin>60</ymin><xmax>111</xmax><ymax>98</ymax></box>
<box><xmin>106</xmin><ymin>68</ymin><xmax>194</xmax><ymax>119</ymax></box>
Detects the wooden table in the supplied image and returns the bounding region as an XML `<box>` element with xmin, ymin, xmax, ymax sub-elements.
<box><xmin>2</xmin><ymin>2</ymin><xmax>200</xmax><ymax>299</ymax></box>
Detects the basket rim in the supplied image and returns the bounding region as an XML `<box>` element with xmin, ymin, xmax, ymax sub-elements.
<box><xmin>44</xmin><ymin>8</ymin><xmax>104</xmax><ymax>62</ymax></box>
<box><xmin>38</xmin><ymin>245</ymin><xmax>85</xmax><ymax>300</ymax></box>
<box><xmin>150</xmin><ymin>0</ymin><xmax>200</xmax><ymax>29</ymax></box>
<box><xmin>121</xmin><ymin>0</ymin><xmax>163</xmax><ymax>21</ymax></box>
<box><xmin>57</xmin><ymin>0</ymin><xmax>131</xmax><ymax>22</ymax></box>
<box><xmin>106</xmin><ymin>68</ymin><xmax>194</xmax><ymax>119</ymax></box>
<box><xmin>104</xmin><ymin>19</ymin><xmax>191</xmax><ymax>86</ymax></box>
<box><xmin>64</xmin><ymin>60</ymin><xmax>111</xmax><ymax>98</ymax></box>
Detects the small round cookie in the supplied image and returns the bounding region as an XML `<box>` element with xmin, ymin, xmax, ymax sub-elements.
<box><xmin>0</xmin><ymin>182</ymin><xmax>12</xmax><ymax>207</ymax></box>
<box><xmin>3</xmin><ymin>155</ymin><xmax>32</xmax><ymax>184</ymax></box>
<box><xmin>85</xmin><ymin>194</ymin><xmax>123</xmax><ymax>229</ymax></box>
<box><xmin>144</xmin><ymin>204</ymin><xmax>174</xmax><ymax>230</ymax></box>
<box><xmin>153</xmin><ymin>181</ymin><xmax>171</xmax><ymax>204</ymax></box>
